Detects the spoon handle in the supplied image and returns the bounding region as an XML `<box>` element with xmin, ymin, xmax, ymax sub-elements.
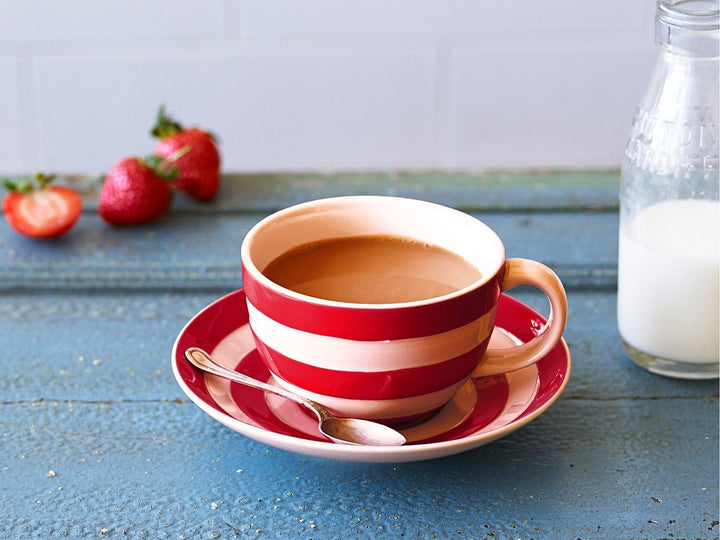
<box><xmin>184</xmin><ymin>347</ymin><xmax>329</xmax><ymax>417</ymax></box>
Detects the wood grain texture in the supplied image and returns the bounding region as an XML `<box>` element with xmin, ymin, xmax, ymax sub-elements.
<box><xmin>0</xmin><ymin>204</ymin><xmax>618</xmax><ymax>293</ymax></box>
<box><xmin>1</xmin><ymin>398</ymin><xmax>716</xmax><ymax>538</ymax></box>
<box><xmin>58</xmin><ymin>169</ymin><xmax>620</xmax><ymax>212</ymax></box>
<box><xmin>1</xmin><ymin>171</ymin><xmax>717</xmax><ymax>539</ymax></box>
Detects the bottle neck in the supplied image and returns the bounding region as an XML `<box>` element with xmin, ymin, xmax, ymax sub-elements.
<box><xmin>655</xmin><ymin>0</ymin><xmax>719</xmax><ymax>57</ymax></box>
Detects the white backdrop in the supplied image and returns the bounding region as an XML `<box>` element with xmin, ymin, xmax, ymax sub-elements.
<box><xmin>0</xmin><ymin>0</ymin><xmax>657</xmax><ymax>175</ymax></box>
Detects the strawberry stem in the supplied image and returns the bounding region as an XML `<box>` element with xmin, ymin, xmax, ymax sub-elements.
<box><xmin>150</xmin><ymin>105</ymin><xmax>184</xmax><ymax>140</ymax></box>
<box><xmin>166</xmin><ymin>145</ymin><xmax>192</xmax><ymax>164</ymax></box>
<box><xmin>140</xmin><ymin>155</ymin><xmax>179</xmax><ymax>180</ymax></box>
<box><xmin>35</xmin><ymin>173</ymin><xmax>55</xmax><ymax>189</ymax></box>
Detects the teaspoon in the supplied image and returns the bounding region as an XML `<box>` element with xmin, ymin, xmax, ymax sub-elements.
<box><xmin>184</xmin><ymin>347</ymin><xmax>406</xmax><ymax>446</ymax></box>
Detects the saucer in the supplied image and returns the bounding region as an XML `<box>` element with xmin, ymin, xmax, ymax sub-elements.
<box><xmin>171</xmin><ymin>289</ymin><xmax>571</xmax><ymax>463</ymax></box>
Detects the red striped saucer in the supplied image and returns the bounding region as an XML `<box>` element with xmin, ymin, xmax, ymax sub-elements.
<box><xmin>172</xmin><ymin>289</ymin><xmax>571</xmax><ymax>463</ymax></box>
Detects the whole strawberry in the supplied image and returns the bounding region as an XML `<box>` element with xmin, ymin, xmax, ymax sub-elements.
<box><xmin>151</xmin><ymin>106</ymin><xmax>221</xmax><ymax>201</ymax></box>
<box><xmin>2</xmin><ymin>173</ymin><xmax>82</xmax><ymax>239</ymax></box>
<box><xmin>98</xmin><ymin>156</ymin><xmax>175</xmax><ymax>226</ymax></box>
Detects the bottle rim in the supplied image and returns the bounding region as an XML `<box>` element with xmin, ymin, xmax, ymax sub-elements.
<box><xmin>657</xmin><ymin>0</ymin><xmax>720</xmax><ymax>31</ymax></box>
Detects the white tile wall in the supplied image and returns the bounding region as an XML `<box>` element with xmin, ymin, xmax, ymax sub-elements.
<box><xmin>450</xmin><ymin>45</ymin><xmax>655</xmax><ymax>169</ymax></box>
<box><xmin>0</xmin><ymin>0</ymin><xmax>225</xmax><ymax>41</ymax></box>
<box><xmin>0</xmin><ymin>56</ymin><xmax>24</xmax><ymax>172</ymax></box>
<box><xmin>238</xmin><ymin>0</ymin><xmax>650</xmax><ymax>37</ymax></box>
<box><xmin>0</xmin><ymin>0</ymin><xmax>658</xmax><ymax>175</ymax></box>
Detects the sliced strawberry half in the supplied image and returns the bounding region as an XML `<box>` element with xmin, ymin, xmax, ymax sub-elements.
<box><xmin>2</xmin><ymin>174</ymin><xmax>82</xmax><ymax>239</ymax></box>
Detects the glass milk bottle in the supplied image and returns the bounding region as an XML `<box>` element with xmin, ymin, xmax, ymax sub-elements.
<box><xmin>618</xmin><ymin>0</ymin><xmax>719</xmax><ymax>379</ymax></box>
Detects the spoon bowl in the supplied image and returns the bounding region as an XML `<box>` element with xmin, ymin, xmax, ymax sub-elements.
<box><xmin>184</xmin><ymin>347</ymin><xmax>406</xmax><ymax>446</ymax></box>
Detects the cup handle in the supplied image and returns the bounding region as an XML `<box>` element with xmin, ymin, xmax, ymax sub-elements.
<box><xmin>471</xmin><ymin>258</ymin><xmax>568</xmax><ymax>378</ymax></box>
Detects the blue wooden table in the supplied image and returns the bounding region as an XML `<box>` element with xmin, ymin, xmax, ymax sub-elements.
<box><xmin>1</xmin><ymin>171</ymin><xmax>717</xmax><ymax>539</ymax></box>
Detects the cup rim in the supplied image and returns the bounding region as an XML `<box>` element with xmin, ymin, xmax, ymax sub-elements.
<box><xmin>241</xmin><ymin>195</ymin><xmax>506</xmax><ymax>310</ymax></box>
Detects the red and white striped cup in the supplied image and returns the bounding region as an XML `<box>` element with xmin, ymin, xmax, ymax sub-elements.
<box><xmin>241</xmin><ymin>196</ymin><xmax>567</xmax><ymax>425</ymax></box>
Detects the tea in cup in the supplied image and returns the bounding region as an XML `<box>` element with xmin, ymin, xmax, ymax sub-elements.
<box><xmin>241</xmin><ymin>196</ymin><xmax>567</xmax><ymax>424</ymax></box>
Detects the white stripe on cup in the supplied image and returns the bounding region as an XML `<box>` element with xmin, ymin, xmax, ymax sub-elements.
<box><xmin>270</xmin><ymin>373</ymin><xmax>467</xmax><ymax>420</ymax></box>
<box><xmin>246</xmin><ymin>301</ymin><xmax>495</xmax><ymax>372</ymax></box>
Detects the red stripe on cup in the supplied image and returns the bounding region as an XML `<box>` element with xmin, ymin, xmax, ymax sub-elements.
<box><xmin>242</xmin><ymin>261</ymin><xmax>505</xmax><ymax>341</ymax></box>
<box><xmin>252</xmin><ymin>334</ymin><xmax>489</xmax><ymax>400</ymax></box>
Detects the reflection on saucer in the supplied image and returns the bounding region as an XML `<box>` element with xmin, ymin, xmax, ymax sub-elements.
<box><xmin>264</xmin><ymin>377</ymin><xmax>479</xmax><ymax>444</ymax></box>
